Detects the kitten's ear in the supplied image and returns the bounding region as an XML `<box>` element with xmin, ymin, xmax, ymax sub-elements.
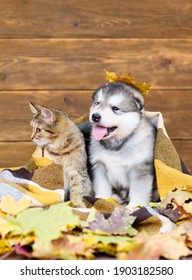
<box><xmin>41</xmin><ymin>107</ymin><xmax>56</xmax><ymax>125</ymax></box>
<box><xmin>29</xmin><ymin>102</ymin><xmax>40</xmax><ymax>114</ymax></box>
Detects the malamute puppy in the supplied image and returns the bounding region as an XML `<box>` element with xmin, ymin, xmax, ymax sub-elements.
<box><xmin>89</xmin><ymin>82</ymin><xmax>158</xmax><ymax>211</ymax></box>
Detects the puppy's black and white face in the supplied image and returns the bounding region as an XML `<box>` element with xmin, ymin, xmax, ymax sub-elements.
<box><xmin>89</xmin><ymin>82</ymin><xmax>145</xmax><ymax>141</ymax></box>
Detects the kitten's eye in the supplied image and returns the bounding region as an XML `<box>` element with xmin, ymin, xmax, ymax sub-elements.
<box><xmin>112</xmin><ymin>106</ymin><xmax>120</xmax><ymax>112</ymax></box>
<box><xmin>94</xmin><ymin>101</ymin><xmax>100</xmax><ymax>106</ymax></box>
<box><xmin>44</xmin><ymin>129</ymin><xmax>54</xmax><ymax>134</ymax></box>
<box><xmin>36</xmin><ymin>128</ymin><xmax>41</xmax><ymax>133</ymax></box>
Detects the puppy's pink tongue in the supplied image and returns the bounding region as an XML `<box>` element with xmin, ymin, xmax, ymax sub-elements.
<box><xmin>93</xmin><ymin>125</ymin><xmax>107</xmax><ymax>141</ymax></box>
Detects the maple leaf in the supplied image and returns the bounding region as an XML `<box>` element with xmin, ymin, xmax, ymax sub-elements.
<box><xmin>32</xmin><ymin>235</ymin><xmax>94</xmax><ymax>260</ymax></box>
<box><xmin>0</xmin><ymin>217</ymin><xmax>18</xmax><ymax>238</ymax></box>
<box><xmin>171</xmin><ymin>190</ymin><xmax>192</xmax><ymax>215</ymax></box>
<box><xmin>105</xmin><ymin>69</ymin><xmax>118</xmax><ymax>82</ymax></box>
<box><xmin>96</xmin><ymin>235</ymin><xmax>133</xmax><ymax>246</ymax></box>
<box><xmin>118</xmin><ymin>243</ymin><xmax>162</xmax><ymax>260</ymax></box>
<box><xmin>8</xmin><ymin>203</ymin><xmax>80</xmax><ymax>242</ymax></box>
<box><xmin>104</xmin><ymin>69</ymin><xmax>151</xmax><ymax>94</ymax></box>
<box><xmin>0</xmin><ymin>209</ymin><xmax>6</xmax><ymax>218</ymax></box>
<box><xmin>0</xmin><ymin>232</ymin><xmax>34</xmax><ymax>259</ymax></box>
<box><xmin>186</xmin><ymin>228</ymin><xmax>192</xmax><ymax>249</ymax></box>
<box><xmin>160</xmin><ymin>189</ymin><xmax>192</xmax><ymax>218</ymax></box>
<box><xmin>0</xmin><ymin>239</ymin><xmax>13</xmax><ymax>255</ymax></box>
<box><xmin>0</xmin><ymin>196</ymin><xmax>33</xmax><ymax>216</ymax></box>
<box><xmin>0</xmin><ymin>234</ymin><xmax>33</xmax><ymax>257</ymax></box>
<box><xmin>94</xmin><ymin>235</ymin><xmax>136</xmax><ymax>256</ymax></box>
<box><xmin>15</xmin><ymin>245</ymin><xmax>33</xmax><ymax>259</ymax></box>
<box><xmin>130</xmin><ymin>227</ymin><xmax>191</xmax><ymax>260</ymax></box>
<box><xmin>80</xmin><ymin>208</ymin><xmax>97</xmax><ymax>228</ymax></box>
<box><xmin>32</xmin><ymin>239</ymin><xmax>58</xmax><ymax>259</ymax></box>
<box><xmin>89</xmin><ymin>208</ymin><xmax>137</xmax><ymax>236</ymax></box>
<box><xmin>157</xmin><ymin>205</ymin><xmax>182</xmax><ymax>222</ymax></box>
<box><xmin>53</xmin><ymin>235</ymin><xmax>94</xmax><ymax>259</ymax></box>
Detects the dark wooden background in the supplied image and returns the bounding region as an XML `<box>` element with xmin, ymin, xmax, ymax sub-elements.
<box><xmin>0</xmin><ymin>0</ymin><xmax>191</xmax><ymax>171</ymax></box>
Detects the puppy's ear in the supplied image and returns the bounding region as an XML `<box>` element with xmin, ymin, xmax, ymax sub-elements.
<box><xmin>132</xmin><ymin>91</ymin><xmax>144</xmax><ymax>111</ymax></box>
<box><xmin>134</xmin><ymin>97</ymin><xmax>144</xmax><ymax>110</ymax></box>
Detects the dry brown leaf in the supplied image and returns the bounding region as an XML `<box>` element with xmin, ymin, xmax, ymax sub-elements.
<box><xmin>118</xmin><ymin>243</ymin><xmax>162</xmax><ymax>260</ymax></box>
<box><xmin>128</xmin><ymin>226</ymin><xmax>190</xmax><ymax>260</ymax></box>
<box><xmin>160</xmin><ymin>189</ymin><xmax>192</xmax><ymax>217</ymax></box>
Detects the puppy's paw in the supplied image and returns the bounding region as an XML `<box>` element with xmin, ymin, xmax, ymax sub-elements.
<box><xmin>159</xmin><ymin>217</ymin><xmax>177</xmax><ymax>233</ymax></box>
<box><xmin>126</xmin><ymin>204</ymin><xmax>140</xmax><ymax>214</ymax></box>
<box><xmin>144</xmin><ymin>205</ymin><xmax>176</xmax><ymax>233</ymax></box>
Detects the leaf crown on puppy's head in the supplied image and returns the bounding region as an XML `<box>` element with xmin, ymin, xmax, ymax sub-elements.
<box><xmin>104</xmin><ymin>69</ymin><xmax>151</xmax><ymax>95</ymax></box>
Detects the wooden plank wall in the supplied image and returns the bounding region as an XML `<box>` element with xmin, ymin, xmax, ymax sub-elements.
<box><xmin>0</xmin><ymin>0</ymin><xmax>192</xmax><ymax>171</ymax></box>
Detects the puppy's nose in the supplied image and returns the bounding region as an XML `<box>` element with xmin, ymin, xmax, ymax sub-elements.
<box><xmin>92</xmin><ymin>113</ymin><xmax>101</xmax><ymax>123</ymax></box>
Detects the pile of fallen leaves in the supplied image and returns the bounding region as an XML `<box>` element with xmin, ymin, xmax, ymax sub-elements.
<box><xmin>0</xmin><ymin>189</ymin><xmax>192</xmax><ymax>260</ymax></box>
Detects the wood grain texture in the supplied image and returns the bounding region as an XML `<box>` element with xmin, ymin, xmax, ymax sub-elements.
<box><xmin>0</xmin><ymin>0</ymin><xmax>191</xmax><ymax>38</ymax></box>
<box><xmin>0</xmin><ymin>142</ymin><xmax>36</xmax><ymax>168</ymax></box>
<box><xmin>0</xmin><ymin>39</ymin><xmax>192</xmax><ymax>90</ymax></box>
<box><xmin>173</xmin><ymin>140</ymin><xmax>192</xmax><ymax>173</ymax></box>
<box><xmin>0</xmin><ymin>90</ymin><xmax>191</xmax><ymax>141</ymax></box>
<box><xmin>0</xmin><ymin>140</ymin><xmax>191</xmax><ymax>172</ymax></box>
<box><xmin>145</xmin><ymin>90</ymin><xmax>192</xmax><ymax>140</ymax></box>
<box><xmin>0</xmin><ymin>1</ymin><xmax>191</xmax><ymax>170</ymax></box>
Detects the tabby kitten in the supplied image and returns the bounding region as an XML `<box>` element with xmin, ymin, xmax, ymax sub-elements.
<box><xmin>29</xmin><ymin>102</ymin><xmax>92</xmax><ymax>207</ymax></box>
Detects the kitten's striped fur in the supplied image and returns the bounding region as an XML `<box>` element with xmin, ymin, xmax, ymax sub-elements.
<box><xmin>29</xmin><ymin>103</ymin><xmax>92</xmax><ymax>207</ymax></box>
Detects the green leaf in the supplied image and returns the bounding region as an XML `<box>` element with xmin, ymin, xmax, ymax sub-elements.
<box><xmin>8</xmin><ymin>203</ymin><xmax>80</xmax><ymax>241</ymax></box>
<box><xmin>96</xmin><ymin>235</ymin><xmax>132</xmax><ymax>245</ymax></box>
<box><xmin>95</xmin><ymin>235</ymin><xmax>136</xmax><ymax>255</ymax></box>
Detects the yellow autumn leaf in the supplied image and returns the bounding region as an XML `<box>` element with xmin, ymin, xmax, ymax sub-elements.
<box><xmin>161</xmin><ymin>189</ymin><xmax>192</xmax><ymax>215</ymax></box>
<box><xmin>107</xmin><ymin>197</ymin><xmax>118</xmax><ymax>203</ymax></box>
<box><xmin>104</xmin><ymin>69</ymin><xmax>151</xmax><ymax>95</ymax></box>
<box><xmin>0</xmin><ymin>217</ymin><xmax>18</xmax><ymax>238</ymax></box>
<box><xmin>83</xmin><ymin>233</ymin><xmax>98</xmax><ymax>247</ymax></box>
<box><xmin>104</xmin><ymin>69</ymin><xmax>118</xmax><ymax>82</ymax></box>
<box><xmin>181</xmin><ymin>185</ymin><xmax>192</xmax><ymax>192</ymax></box>
<box><xmin>138</xmin><ymin>82</ymin><xmax>151</xmax><ymax>95</ymax></box>
<box><xmin>186</xmin><ymin>228</ymin><xmax>192</xmax><ymax>248</ymax></box>
<box><xmin>0</xmin><ymin>239</ymin><xmax>12</xmax><ymax>254</ymax></box>
<box><xmin>172</xmin><ymin>191</ymin><xmax>192</xmax><ymax>215</ymax></box>
<box><xmin>0</xmin><ymin>196</ymin><xmax>33</xmax><ymax>216</ymax></box>
<box><xmin>0</xmin><ymin>209</ymin><xmax>6</xmax><ymax>218</ymax></box>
